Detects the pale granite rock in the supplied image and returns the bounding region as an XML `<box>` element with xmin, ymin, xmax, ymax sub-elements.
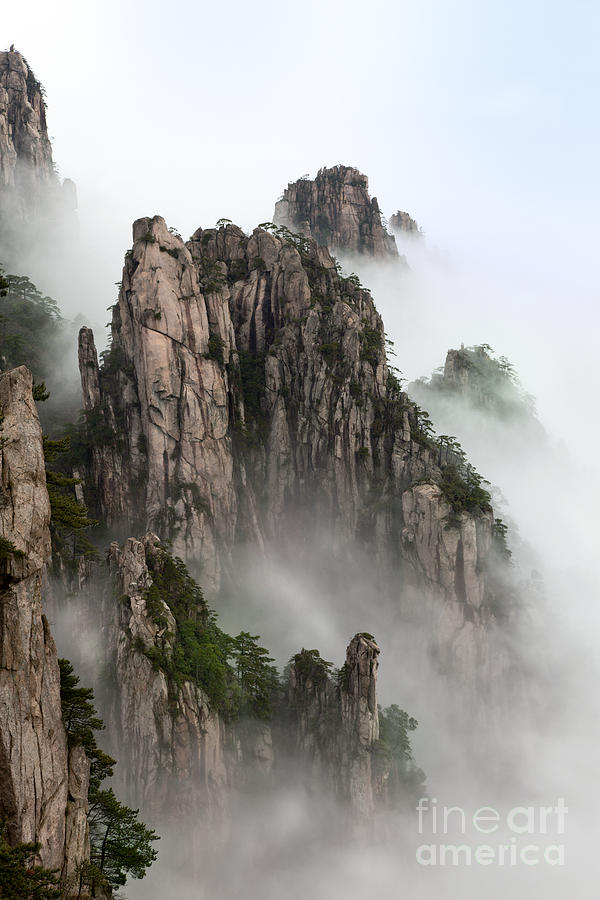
<box><xmin>0</xmin><ymin>367</ymin><xmax>91</xmax><ymax>884</ymax></box>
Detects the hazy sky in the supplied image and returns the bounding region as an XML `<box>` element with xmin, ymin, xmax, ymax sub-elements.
<box><xmin>3</xmin><ymin>1</ymin><xmax>599</xmax><ymax>444</ymax></box>
<box><xmin>5</xmin><ymin>1</ymin><xmax>600</xmax><ymax>266</ymax></box>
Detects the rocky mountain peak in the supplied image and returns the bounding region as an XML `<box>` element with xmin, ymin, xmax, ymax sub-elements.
<box><xmin>274</xmin><ymin>165</ymin><xmax>399</xmax><ymax>258</ymax></box>
<box><xmin>389</xmin><ymin>209</ymin><xmax>422</xmax><ymax>238</ymax></box>
<box><xmin>411</xmin><ymin>344</ymin><xmax>540</xmax><ymax>426</ymax></box>
<box><xmin>0</xmin><ymin>48</ymin><xmax>76</xmax><ymax>271</ymax></box>
<box><xmin>0</xmin><ymin>49</ymin><xmax>53</xmax><ymax>188</ymax></box>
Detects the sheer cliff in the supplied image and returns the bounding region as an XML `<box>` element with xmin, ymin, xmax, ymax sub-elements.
<box><xmin>0</xmin><ymin>366</ymin><xmax>91</xmax><ymax>891</ymax></box>
<box><xmin>99</xmin><ymin>533</ymin><xmax>270</xmax><ymax>824</ymax></box>
<box><xmin>0</xmin><ymin>50</ymin><xmax>53</xmax><ymax>198</ymax></box>
<box><xmin>274</xmin><ymin>165</ymin><xmax>399</xmax><ymax>258</ymax></box>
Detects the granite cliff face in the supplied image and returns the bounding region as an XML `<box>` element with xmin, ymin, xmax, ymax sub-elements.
<box><xmin>0</xmin><ymin>366</ymin><xmax>90</xmax><ymax>889</ymax></box>
<box><xmin>77</xmin><ymin>215</ymin><xmax>511</xmax><ymax>682</ymax></box>
<box><xmin>274</xmin><ymin>166</ymin><xmax>399</xmax><ymax>258</ymax></box>
<box><xmin>0</xmin><ymin>50</ymin><xmax>53</xmax><ymax>196</ymax></box>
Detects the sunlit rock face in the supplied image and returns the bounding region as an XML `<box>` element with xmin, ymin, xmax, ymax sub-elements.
<box><xmin>77</xmin><ymin>213</ymin><xmax>514</xmax><ymax>695</ymax></box>
<box><xmin>0</xmin><ymin>366</ymin><xmax>90</xmax><ymax>882</ymax></box>
<box><xmin>274</xmin><ymin>165</ymin><xmax>399</xmax><ymax>258</ymax></box>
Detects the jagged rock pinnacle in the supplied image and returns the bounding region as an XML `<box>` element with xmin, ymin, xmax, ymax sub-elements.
<box><xmin>274</xmin><ymin>165</ymin><xmax>399</xmax><ymax>258</ymax></box>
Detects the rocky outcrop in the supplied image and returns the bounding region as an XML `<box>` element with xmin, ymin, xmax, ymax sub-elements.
<box><xmin>285</xmin><ymin>635</ymin><xmax>382</xmax><ymax>814</ymax></box>
<box><xmin>410</xmin><ymin>344</ymin><xmax>542</xmax><ymax>427</ymax></box>
<box><xmin>90</xmin><ymin>537</ymin><xmax>399</xmax><ymax>820</ymax></box>
<box><xmin>274</xmin><ymin>166</ymin><xmax>399</xmax><ymax>258</ymax></box>
<box><xmin>101</xmin><ymin>533</ymin><xmax>272</xmax><ymax>825</ymax></box>
<box><xmin>0</xmin><ymin>366</ymin><xmax>90</xmax><ymax>886</ymax></box>
<box><xmin>0</xmin><ymin>49</ymin><xmax>76</xmax><ymax>269</ymax></box>
<box><xmin>0</xmin><ymin>50</ymin><xmax>53</xmax><ymax>194</ymax></box>
<box><xmin>389</xmin><ymin>210</ymin><xmax>422</xmax><ymax>238</ymax></box>
<box><xmin>78</xmin><ymin>215</ymin><xmax>515</xmax><ymax>690</ymax></box>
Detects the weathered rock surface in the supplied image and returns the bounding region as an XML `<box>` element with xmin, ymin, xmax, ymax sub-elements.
<box><xmin>0</xmin><ymin>50</ymin><xmax>53</xmax><ymax>194</ymax></box>
<box><xmin>0</xmin><ymin>366</ymin><xmax>90</xmax><ymax>884</ymax></box>
<box><xmin>274</xmin><ymin>165</ymin><xmax>399</xmax><ymax>258</ymax></box>
<box><xmin>89</xmin><ymin>538</ymin><xmax>394</xmax><ymax>821</ymax></box>
<box><xmin>78</xmin><ymin>215</ymin><xmax>513</xmax><ymax>687</ymax></box>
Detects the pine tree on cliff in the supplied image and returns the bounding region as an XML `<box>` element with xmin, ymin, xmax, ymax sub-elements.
<box><xmin>59</xmin><ymin>659</ymin><xmax>159</xmax><ymax>893</ymax></box>
<box><xmin>0</xmin><ymin>827</ymin><xmax>61</xmax><ymax>899</ymax></box>
<box><xmin>231</xmin><ymin>632</ymin><xmax>280</xmax><ymax>719</ymax></box>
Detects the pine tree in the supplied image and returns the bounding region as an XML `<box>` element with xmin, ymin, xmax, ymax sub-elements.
<box><xmin>58</xmin><ymin>659</ymin><xmax>104</xmax><ymax>751</ymax></box>
<box><xmin>231</xmin><ymin>632</ymin><xmax>280</xmax><ymax>719</ymax></box>
<box><xmin>59</xmin><ymin>659</ymin><xmax>158</xmax><ymax>892</ymax></box>
<box><xmin>0</xmin><ymin>827</ymin><xmax>60</xmax><ymax>899</ymax></box>
<box><xmin>42</xmin><ymin>436</ymin><xmax>97</xmax><ymax>562</ymax></box>
<box><xmin>87</xmin><ymin>790</ymin><xmax>158</xmax><ymax>889</ymax></box>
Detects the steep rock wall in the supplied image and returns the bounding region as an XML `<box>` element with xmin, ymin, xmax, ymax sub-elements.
<box><xmin>100</xmin><ymin>533</ymin><xmax>272</xmax><ymax>824</ymax></box>
<box><xmin>0</xmin><ymin>366</ymin><xmax>90</xmax><ymax>884</ymax></box>
<box><xmin>86</xmin><ymin>538</ymin><xmax>394</xmax><ymax>823</ymax></box>
<box><xmin>0</xmin><ymin>50</ymin><xmax>53</xmax><ymax>195</ymax></box>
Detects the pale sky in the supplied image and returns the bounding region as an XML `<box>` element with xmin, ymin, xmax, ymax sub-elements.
<box><xmin>5</xmin><ymin>1</ymin><xmax>599</xmax><ymax>266</ymax></box>
<box><xmin>3</xmin><ymin>1</ymin><xmax>599</xmax><ymax>442</ymax></box>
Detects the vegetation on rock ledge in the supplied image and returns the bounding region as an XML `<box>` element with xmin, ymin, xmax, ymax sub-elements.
<box><xmin>0</xmin><ymin>827</ymin><xmax>61</xmax><ymax>899</ymax></box>
<box><xmin>140</xmin><ymin>549</ymin><xmax>280</xmax><ymax>720</ymax></box>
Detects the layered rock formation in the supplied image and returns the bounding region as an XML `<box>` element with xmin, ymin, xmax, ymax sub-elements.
<box><xmin>0</xmin><ymin>366</ymin><xmax>90</xmax><ymax>886</ymax></box>
<box><xmin>274</xmin><ymin>165</ymin><xmax>399</xmax><ymax>258</ymax></box>
<box><xmin>77</xmin><ymin>215</ymin><xmax>513</xmax><ymax>686</ymax></box>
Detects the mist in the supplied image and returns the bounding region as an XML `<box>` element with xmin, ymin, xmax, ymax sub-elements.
<box><xmin>3</xmin><ymin>2</ymin><xmax>599</xmax><ymax>896</ymax></box>
<box><xmin>113</xmin><ymin>232</ymin><xmax>600</xmax><ymax>898</ymax></box>
<box><xmin>28</xmin><ymin>156</ymin><xmax>600</xmax><ymax>900</ymax></box>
